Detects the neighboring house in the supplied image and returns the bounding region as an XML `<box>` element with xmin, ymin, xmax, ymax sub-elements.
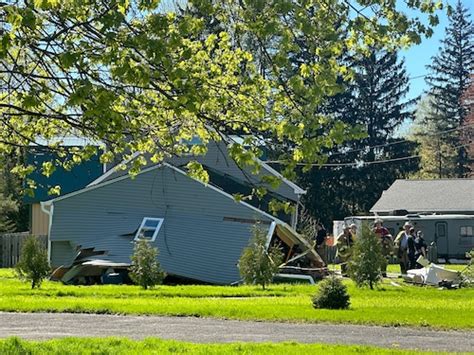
<box><xmin>42</xmin><ymin>141</ymin><xmax>321</xmax><ymax>285</ymax></box>
<box><xmin>26</xmin><ymin>137</ymin><xmax>105</xmax><ymax>236</ymax></box>
<box><xmin>370</xmin><ymin>179</ymin><xmax>474</xmax><ymax>216</ymax></box>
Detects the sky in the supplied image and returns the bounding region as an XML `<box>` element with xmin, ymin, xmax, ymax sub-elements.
<box><xmin>401</xmin><ymin>0</ymin><xmax>472</xmax><ymax>100</ymax></box>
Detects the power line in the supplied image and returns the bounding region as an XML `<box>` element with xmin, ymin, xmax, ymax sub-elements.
<box><xmin>408</xmin><ymin>74</ymin><xmax>428</xmax><ymax>81</ymax></box>
<box><xmin>265</xmin><ymin>142</ymin><xmax>473</xmax><ymax>168</ymax></box>
<box><xmin>327</xmin><ymin>123</ymin><xmax>473</xmax><ymax>158</ymax></box>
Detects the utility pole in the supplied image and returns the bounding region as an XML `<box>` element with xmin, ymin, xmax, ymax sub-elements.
<box><xmin>437</xmin><ymin>137</ymin><xmax>442</xmax><ymax>178</ymax></box>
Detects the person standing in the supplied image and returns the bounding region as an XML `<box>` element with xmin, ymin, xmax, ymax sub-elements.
<box><xmin>350</xmin><ymin>223</ymin><xmax>358</xmax><ymax>240</ymax></box>
<box><xmin>373</xmin><ymin>219</ymin><xmax>393</xmax><ymax>277</ymax></box>
<box><xmin>394</xmin><ymin>222</ymin><xmax>412</xmax><ymax>275</ymax></box>
<box><xmin>315</xmin><ymin>223</ymin><xmax>327</xmax><ymax>266</ymax></box>
<box><xmin>414</xmin><ymin>230</ymin><xmax>428</xmax><ymax>268</ymax></box>
<box><xmin>336</xmin><ymin>226</ymin><xmax>354</xmax><ymax>276</ymax></box>
<box><xmin>408</xmin><ymin>227</ymin><xmax>417</xmax><ymax>270</ymax></box>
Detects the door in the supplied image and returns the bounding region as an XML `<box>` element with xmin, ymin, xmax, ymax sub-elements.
<box><xmin>435</xmin><ymin>222</ymin><xmax>448</xmax><ymax>258</ymax></box>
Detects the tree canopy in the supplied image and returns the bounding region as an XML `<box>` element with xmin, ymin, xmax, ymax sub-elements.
<box><xmin>1</xmin><ymin>0</ymin><xmax>443</xmax><ymax>189</ymax></box>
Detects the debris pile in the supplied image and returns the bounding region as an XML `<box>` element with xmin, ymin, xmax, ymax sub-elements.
<box><xmin>405</xmin><ymin>257</ymin><xmax>462</xmax><ymax>288</ymax></box>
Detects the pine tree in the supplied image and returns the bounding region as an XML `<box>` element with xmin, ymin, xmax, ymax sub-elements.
<box><xmin>424</xmin><ymin>0</ymin><xmax>474</xmax><ymax>177</ymax></box>
<box><xmin>0</xmin><ymin>157</ymin><xmax>18</xmax><ymax>233</ymax></box>
<box><xmin>412</xmin><ymin>95</ymin><xmax>459</xmax><ymax>178</ymax></box>
<box><xmin>16</xmin><ymin>235</ymin><xmax>50</xmax><ymax>289</ymax></box>
<box><xmin>130</xmin><ymin>240</ymin><xmax>165</xmax><ymax>289</ymax></box>
<box><xmin>348</xmin><ymin>223</ymin><xmax>385</xmax><ymax>290</ymax></box>
<box><xmin>238</xmin><ymin>224</ymin><xmax>284</xmax><ymax>290</ymax></box>
<box><xmin>301</xmin><ymin>49</ymin><xmax>418</xmax><ymax>225</ymax></box>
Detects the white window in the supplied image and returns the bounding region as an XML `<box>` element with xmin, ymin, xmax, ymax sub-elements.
<box><xmin>134</xmin><ymin>217</ymin><xmax>164</xmax><ymax>242</ymax></box>
<box><xmin>460</xmin><ymin>226</ymin><xmax>473</xmax><ymax>238</ymax></box>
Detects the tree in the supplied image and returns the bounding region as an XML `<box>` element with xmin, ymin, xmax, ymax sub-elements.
<box><xmin>0</xmin><ymin>0</ymin><xmax>442</xmax><ymax>190</ymax></box>
<box><xmin>301</xmin><ymin>49</ymin><xmax>418</xmax><ymax>225</ymax></box>
<box><xmin>423</xmin><ymin>0</ymin><xmax>474</xmax><ymax>177</ymax></box>
<box><xmin>0</xmin><ymin>195</ymin><xmax>16</xmax><ymax>233</ymax></box>
<box><xmin>348</xmin><ymin>222</ymin><xmax>385</xmax><ymax>290</ymax></box>
<box><xmin>15</xmin><ymin>235</ymin><xmax>50</xmax><ymax>289</ymax></box>
<box><xmin>0</xmin><ymin>153</ymin><xmax>29</xmax><ymax>232</ymax></box>
<box><xmin>238</xmin><ymin>224</ymin><xmax>283</xmax><ymax>290</ymax></box>
<box><xmin>296</xmin><ymin>207</ymin><xmax>318</xmax><ymax>245</ymax></box>
<box><xmin>412</xmin><ymin>95</ymin><xmax>459</xmax><ymax>178</ymax></box>
<box><xmin>129</xmin><ymin>239</ymin><xmax>165</xmax><ymax>289</ymax></box>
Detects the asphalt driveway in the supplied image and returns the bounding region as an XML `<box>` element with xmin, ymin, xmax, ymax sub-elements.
<box><xmin>0</xmin><ymin>312</ymin><xmax>472</xmax><ymax>352</ymax></box>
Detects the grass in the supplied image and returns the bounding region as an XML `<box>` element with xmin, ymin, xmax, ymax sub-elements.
<box><xmin>0</xmin><ymin>267</ymin><xmax>473</xmax><ymax>330</ymax></box>
<box><xmin>0</xmin><ymin>337</ymin><xmax>445</xmax><ymax>354</ymax></box>
<box><xmin>327</xmin><ymin>263</ymin><xmax>468</xmax><ymax>274</ymax></box>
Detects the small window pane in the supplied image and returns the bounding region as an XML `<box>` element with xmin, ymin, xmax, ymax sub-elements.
<box><xmin>144</xmin><ymin>219</ymin><xmax>160</xmax><ymax>228</ymax></box>
<box><xmin>437</xmin><ymin>224</ymin><xmax>446</xmax><ymax>237</ymax></box>
<box><xmin>134</xmin><ymin>217</ymin><xmax>163</xmax><ymax>242</ymax></box>
<box><xmin>141</xmin><ymin>230</ymin><xmax>155</xmax><ymax>239</ymax></box>
<box><xmin>461</xmin><ymin>226</ymin><xmax>474</xmax><ymax>237</ymax></box>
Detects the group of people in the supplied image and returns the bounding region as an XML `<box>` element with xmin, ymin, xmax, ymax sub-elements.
<box><xmin>334</xmin><ymin>219</ymin><xmax>428</xmax><ymax>276</ymax></box>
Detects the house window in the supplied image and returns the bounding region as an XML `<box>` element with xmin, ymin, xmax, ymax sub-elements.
<box><xmin>460</xmin><ymin>226</ymin><xmax>473</xmax><ymax>238</ymax></box>
<box><xmin>134</xmin><ymin>217</ymin><xmax>164</xmax><ymax>242</ymax></box>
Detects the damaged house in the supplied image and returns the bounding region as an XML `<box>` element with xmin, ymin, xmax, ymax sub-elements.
<box><xmin>41</xmin><ymin>141</ymin><xmax>323</xmax><ymax>284</ymax></box>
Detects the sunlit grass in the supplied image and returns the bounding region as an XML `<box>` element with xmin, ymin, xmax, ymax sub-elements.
<box><xmin>327</xmin><ymin>263</ymin><xmax>468</xmax><ymax>274</ymax></box>
<box><xmin>0</xmin><ymin>267</ymin><xmax>473</xmax><ymax>330</ymax></box>
<box><xmin>0</xmin><ymin>337</ymin><xmax>442</xmax><ymax>355</ymax></box>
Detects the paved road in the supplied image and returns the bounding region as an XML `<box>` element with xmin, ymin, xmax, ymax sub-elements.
<box><xmin>0</xmin><ymin>312</ymin><xmax>472</xmax><ymax>352</ymax></box>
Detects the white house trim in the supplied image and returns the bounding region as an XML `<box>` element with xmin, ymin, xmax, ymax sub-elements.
<box><xmin>40</xmin><ymin>202</ymin><xmax>54</xmax><ymax>263</ymax></box>
<box><xmin>87</xmin><ymin>152</ymin><xmax>140</xmax><ymax>187</ymax></box>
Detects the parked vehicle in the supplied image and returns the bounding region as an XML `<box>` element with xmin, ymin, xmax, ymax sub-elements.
<box><xmin>343</xmin><ymin>214</ymin><xmax>474</xmax><ymax>261</ymax></box>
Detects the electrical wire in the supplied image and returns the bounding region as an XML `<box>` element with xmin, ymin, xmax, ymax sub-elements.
<box><xmin>321</xmin><ymin>123</ymin><xmax>473</xmax><ymax>158</ymax></box>
<box><xmin>265</xmin><ymin>142</ymin><xmax>474</xmax><ymax>168</ymax></box>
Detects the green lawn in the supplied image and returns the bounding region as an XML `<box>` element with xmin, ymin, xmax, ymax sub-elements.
<box><xmin>1</xmin><ymin>268</ymin><xmax>473</xmax><ymax>330</ymax></box>
<box><xmin>0</xmin><ymin>337</ymin><xmax>444</xmax><ymax>355</ymax></box>
<box><xmin>327</xmin><ymin>263</ymin><xmax>468</xmax><ymax>274</ymax></box>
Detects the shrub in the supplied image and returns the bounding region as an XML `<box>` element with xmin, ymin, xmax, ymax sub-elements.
<box><xmin>238</xmin><ymin>224</ymin><xmax>284</xmax><ymax>290</ymax></box>
<box><xmin>312</xmin><ymin>275</ymin><xmax>350</xmax><ymax>309</ymax></box>
<box><xmin>129</xmin><ymin>239</ymin><xmax>165</xmax><ymax>289</ymax></box>
<box><xmin>16</xmin><ymin>235</ymin><xmax>50</xmax><ymax>289</ymax></box>
<box><xmin>348</xmin><ymin>222</ymin><xmax>385</xmax><ymax>290</ymax></box>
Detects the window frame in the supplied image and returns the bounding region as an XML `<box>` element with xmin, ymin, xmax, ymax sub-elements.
<box><xmin>134</xmin><ymin>217</ymin><xmax>164</xmax><ymax>242</ymax></box>
<box><xmin>460</xmin><ymin>226</ymin><xmax>473</xmax><ymax>238</ymax></box>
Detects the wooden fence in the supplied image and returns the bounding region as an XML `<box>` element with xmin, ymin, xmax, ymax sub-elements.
<box><xmin>0</xmin><ymin>233</ymin><xmax>48</xmax><ymax>268</ymax></box>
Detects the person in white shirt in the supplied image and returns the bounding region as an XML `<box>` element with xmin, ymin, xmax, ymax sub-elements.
<box><xmin>394</xmin><ymin>221</ymin><xmax>413</xmax><ymax>275</ymax></box>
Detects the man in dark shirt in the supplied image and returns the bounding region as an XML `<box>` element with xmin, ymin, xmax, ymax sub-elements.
<box><xmin>315</xmin><ymin>223</ymin><xmax>327</xmax><ymax>265</ymax></box>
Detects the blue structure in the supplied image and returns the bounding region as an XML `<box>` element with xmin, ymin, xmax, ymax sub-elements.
<box><xmin>42</xmin><ymin>141</ymin><xmax>322</xmax><ymax>284</ymax></box>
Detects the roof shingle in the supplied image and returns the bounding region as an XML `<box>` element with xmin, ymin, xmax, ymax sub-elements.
<box><xmin>370</xmin><ymin>179</ymin><xmax>474</xmax><ymax>214</ymax></box>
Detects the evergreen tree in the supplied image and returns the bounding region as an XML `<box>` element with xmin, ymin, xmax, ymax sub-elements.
<box><xmin>412</xmin><ymin>95</ymin><xmax>459</xmax><ymax>178</ymax></box>
<box><xmin>0</xmin><ymin>155</ymin><xmax>19</xmax><ymax>233</ymax></box>
<box><xmin>312</xmin><ymin>275</ymin><xmax>350</xmax><ymax>309</ymax></box>
<box><xmin>238</xmin><ymin>224</ymin><xmax>284</xmax><ymax>290</ymax></box>
<box><xmin>301</xmin><ymin>50</ymin><xmax>418</xmax><ymax>225</ymax></box>
<box><xmin>424</xmin><ymin>0</ymin><xmax>474</xmax><ymax>177</ymax></box>
<box><xmin>16</xmin><ymin>235</ymin><xmax>50</xmax><ymax>289</ymax></box>
<box><xmin>130</xmin><ymin>240</ymin><xmax>165</xmax><ymax>289</ymax></box>
<box><xmin>348</xmin><ymin>222</ymin><xmax>385</xmax><ymax>290</ymax></box>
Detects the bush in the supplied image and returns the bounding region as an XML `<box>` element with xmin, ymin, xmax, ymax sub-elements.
<box><xmin>312</xmin><ymin>275</ymin><xmax>350</xmax><ymax>309</ymax></box>
<box><xmin>238</xmin><ymin>224</ymin><xmax>284</xmax><ymax>290</ymax></box>
<box><xmin>129</xmin><ymin>239</ymin><xmax>165</xmax><ymax>289</ymax></box>
<box><xmin>15</xmin><ymin>235</ymin><xmax>50</xmax><ymax>289</ymax></box>
<box><xmin>348</xmin><ymin>222</ymin><xmax>385</xmax><ymax>289</ymax></box>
